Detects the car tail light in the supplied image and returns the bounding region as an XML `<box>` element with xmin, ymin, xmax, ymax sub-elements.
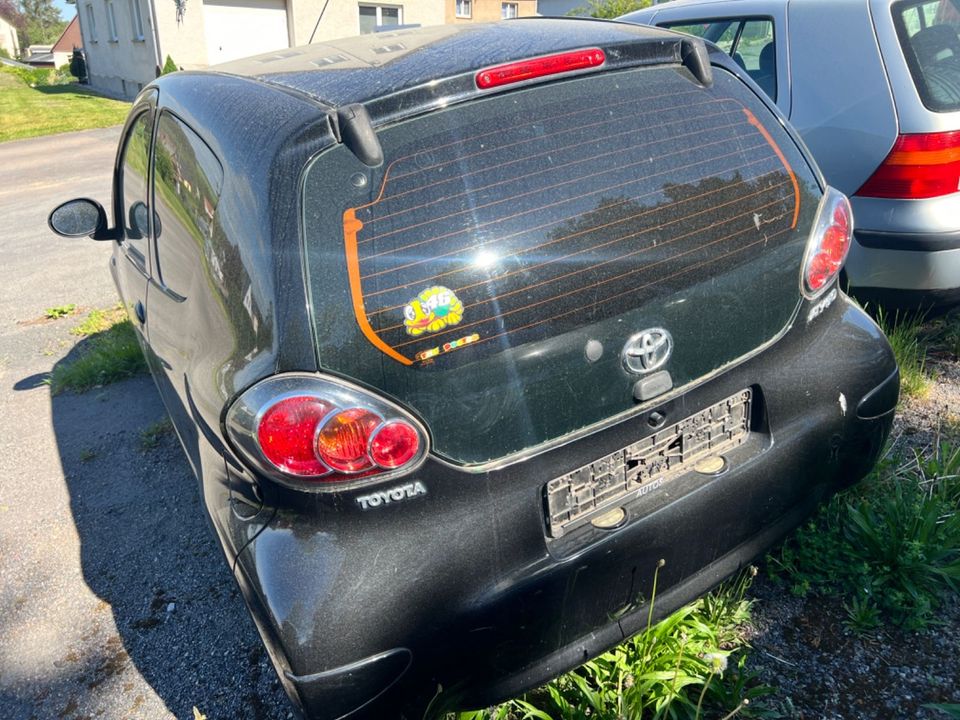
<box><xmin>257</xmin><ymin>396</ymin><xmax>333</xmax><ymax>476</ymax></box>
<box><xmin>316</xmin><ymin>408</ymin><xmax>382</xmax><ymax>473</ymax></box>
<box><xmin>855</xmin><ymin>131</ymin><xmax>960</xmax><ymax>199</ymax></box>
<box><xmin>475</xmin><ymin>48</ymin><xmax>605</xmax><ymax>90</ymax></box>
<box><xmin>226</xmin><ymin>375</ymin><xmax>428</xmax><ymax>489</ymax></box>
<box><xmin>370</xmin><ymin>422</ymin><xmax>420</xmax><ymax>468</ymax></box>
<box><xmin>801</xmin><ymin>186</ymin><xmax>853</xmax><ymax>298</ymax></box>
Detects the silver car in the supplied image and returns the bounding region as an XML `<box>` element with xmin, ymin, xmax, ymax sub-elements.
<box><xmin>620</xmin><ymin>0</ymin><xmax>960</xmax><ymax>309</ymax></box>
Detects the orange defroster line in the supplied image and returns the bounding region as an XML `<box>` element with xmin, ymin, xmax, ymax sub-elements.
<box><xmin>743</xmin><ymin>108</ymin><xmax>800</xmax><ymax>229</ymax></box>
<box><xmin>343</xmin><ymin>208</ymin><xmax>413</xmax><ymax>366</ymax></box>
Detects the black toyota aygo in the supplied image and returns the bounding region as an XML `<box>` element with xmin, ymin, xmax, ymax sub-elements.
<box><xmin>49</xmin><ymin>18</ymin><xmax>899</xmax><ymax>719</ymax></box>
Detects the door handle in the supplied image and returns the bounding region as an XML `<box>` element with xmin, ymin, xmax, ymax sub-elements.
<box><xmin>134</xmin><ymin>300</ymin><xmax>146</xmax><ymax>325</ymax></box>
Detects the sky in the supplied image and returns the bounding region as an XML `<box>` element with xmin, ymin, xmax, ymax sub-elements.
<box><xmin>52</xmin><ymin>0</ymin><xmax>77</xmax><ymax>22</ymax></box>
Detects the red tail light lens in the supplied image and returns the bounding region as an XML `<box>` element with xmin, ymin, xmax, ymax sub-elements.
<box><xmin>856</xmin><ymin>131</ymin><xmax>960</xmax><ymax>199</ymax></box>
<box><xmin>316</xmin><ymin>408</ymin><xmax>381</xmax><ymax>473</ymax></box>
<box><xmin>257</xmin><ymin>396</ymin><xmax>333</xmax><ymax>476</ymax></box>
<box><xmin>802</xmin><ymin>187</ymin><xmax>853</xmax><ymax>298</ymax></box>
<box><xmin>226</xmin><ymin>375</ymin><xmax>429</xmax><ymax>489</ymax></box>
<box><xmin>370</xmin><ymin>421</ymin><xmax>420</xmax><ymax>468</ymax></box>
<box><xmin>476</xmin><ymin>48</ymin><xmax>605</xmax><ymax>90</ymax></box>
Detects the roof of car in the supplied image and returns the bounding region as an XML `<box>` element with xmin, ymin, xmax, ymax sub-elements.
<box><xmin>210</xmin><ymin>18</ymin><xmax>681</xmax><ymax>108</ymax></box>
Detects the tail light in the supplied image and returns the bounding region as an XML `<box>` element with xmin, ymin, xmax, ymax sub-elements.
<box><xmin>855</xmin><ymin>131</ymin><xmax>960</xmax><ymax>199</ymax></box>
<box><xmin>226</xmin><ymin>375</ymin><xmax>428</xmax><ymax>489</ymax></box>
<box><xmin>801</xmin><ymin>186</ymin><xmax>853</xmax><ymax>299</ymax></box>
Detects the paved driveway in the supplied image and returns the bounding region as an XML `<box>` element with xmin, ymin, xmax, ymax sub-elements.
<box><xmin>0</xmin><ymin>129</ymin><xmax>290</xmax><ymax>719</ymax></box>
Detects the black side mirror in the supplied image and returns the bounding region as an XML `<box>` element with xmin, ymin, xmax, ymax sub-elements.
<box><xmin>48</xmin><ymin>198</ymin><xmax>114</xmax><ymax>240</ymax></box>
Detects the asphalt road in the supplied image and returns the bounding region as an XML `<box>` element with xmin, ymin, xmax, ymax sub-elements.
<box><xmin>0</xmin><ymin>129</ymin><xmax>290</xmax><ymax>718</ymax></box>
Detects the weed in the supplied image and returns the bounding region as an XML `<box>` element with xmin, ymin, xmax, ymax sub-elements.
<box><xmin>49</xmin><ymin>311</ymin><xmax>146</xmax><ymax>394</ymax></box>
<box><xmin>924</xmin><ymin>704</ymin><xmax>960</xmax><ymax>718</ymax></box>
<box><xmin>44</xmin><ymin>304</ymin><xmax>77</xmax><ymax>320</ymax></box>
<box><xmin>768</xmin><ymin>440</ymin><xmax>960</xmax><ymax>629</ymax></box>
<box><xmin>876</xmin><ymin>308</ymin><xmax>931</xmax><ymax>399</ymax></box>
<box><xmin>842</xmin><ymin>594</ymin><xmax>881</xmax><ymax>635</ymax></box>
<box><xmin>79</xmin><ymin>448</ymin><xmax>97</xmax><ymax>462</ymax></box>
<box><xmin>71</xmin><ymin>305</ymin><xmax>127</xmax><ymax>337</ymax></box>
<box><xmin>453</xmin><ymin>565</ymin><xmax>771</xmax><ymax>720</ymax></box>
<box><xmin>139</xmin><ymin>418</ymin><xmax>174</xmax><ymax>451</ymax></box>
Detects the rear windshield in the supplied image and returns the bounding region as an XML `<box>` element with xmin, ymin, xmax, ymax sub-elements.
<box><xmin>302</xmin><ymin>65</ymin><xmax>819</xmax><ymax>465</ymax></box>
<box><xmin>894</xmin><ymin>0</ymin><xmax>960</xmax><ymax>112</ymax></box>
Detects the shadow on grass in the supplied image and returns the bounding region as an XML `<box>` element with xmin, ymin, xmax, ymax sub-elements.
<box><xmin>14</xmin><ymin>332</ymin><xmax>291</xmax><ymax>719</ymax></box>
<box><xmin>35</xmin><ymin>84</ymin><xmax>121</xmax><ymax>100</ymax></box>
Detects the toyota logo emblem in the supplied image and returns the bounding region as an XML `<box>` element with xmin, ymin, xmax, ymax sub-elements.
<box><xmin>622</xmin><ymin>328</ymin><xmax>673</xmax><ymax>374</ymax></box>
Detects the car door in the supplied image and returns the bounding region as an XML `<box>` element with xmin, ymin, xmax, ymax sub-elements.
<box><xmin>111</xmin><ymin>91</ymin><xmax>157</xmax><ymax>347</ymax></box>
<box><xmin>143</xmin><ymin>110</ymin><xmax>226</xmax><ymax>480</ymax></box>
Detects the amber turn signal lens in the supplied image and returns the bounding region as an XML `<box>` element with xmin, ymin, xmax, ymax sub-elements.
<box><xmin>316</xmin><ymin>408</ymin><xmax>381</xmax><ymax>473</ymax></box>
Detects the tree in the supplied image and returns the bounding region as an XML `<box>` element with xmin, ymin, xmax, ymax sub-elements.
<box><xmin>17</xmin><ymin>0</ymin><xmax>65</xmax><ymax>47</ymax></box>
<box><xmin>161</xmin><ymin>55</ymin><xmax>178</xmax><ymax>74</ymax></box>
<box><xmin>568</xmin><ymin>0</ymin><xmax>652</xmax><ymax>18</ymax></box>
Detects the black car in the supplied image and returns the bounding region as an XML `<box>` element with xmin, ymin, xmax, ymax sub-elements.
<box><xmin>49</xmin><ymin>19</ymin><xmax>899</xmax><ymax>720</ymax></box>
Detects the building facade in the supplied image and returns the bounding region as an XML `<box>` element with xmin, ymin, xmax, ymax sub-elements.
<box><xmin>0</xmin><ymin>13</ymin><xmax>20</xmax><ymax>58</ymax></box>
<box><xmin>76</xmin><ymin>0</ymin><xmax>446</xmax><ymax>99</ymax></box>
<box><xmin>445</xmin><ymin>0</ymin><xmax>536</xmax><ymax>23</ymax></box>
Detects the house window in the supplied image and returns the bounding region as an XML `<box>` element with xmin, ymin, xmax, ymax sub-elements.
<box><xmin>86</xmin><ymin>4</ymin><xmax>98</xmax><ymax>42</ymax></box>
<box><xmin>358</xmin><ymin>4</ymin><xmax>402</xmax><ymax>33</ymax></box>
<box><xmin>456</xmin><ymin>0</ymin><xmax>471</xmax><ymax>18</ymax></box>
<box><xmin>501</xmin><ymin>1</ymin><xmax>518</xmax><ymax>18</ymax></box>
<box><xmin>105</xmin><ymin>0</ymin><xmax>119</xmax><ymax>41</ymax></box>
<box><xmin>129</xmin><ymin>0</ymin><xmax>144</xmax><ymax>40</ymax></box>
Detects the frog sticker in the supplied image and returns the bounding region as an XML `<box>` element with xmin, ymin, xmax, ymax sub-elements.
<box><xmin>403</xmin><ymin>286</ymin><xmax>464</xmax><ymax>336</ymax></box>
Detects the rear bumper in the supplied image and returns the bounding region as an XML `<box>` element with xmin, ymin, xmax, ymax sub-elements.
<box><xmin>225</xmin><ymin>293</ymin><xmax>897</xmax><ymax>719</ymax></box>
<box><xmin>844</xmin><ymin>231</ymin><xmax>960</xmax><ymax>309</ymax></box>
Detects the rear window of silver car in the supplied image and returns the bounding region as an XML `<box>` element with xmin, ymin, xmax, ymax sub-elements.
<box><xmin>301</xmin><ymin>65</ymin><xmax>820</xmax><ymax>465</ymax></box>
<box><xmin>894</xmin><ymin>0</ymin><xmax>960</xmax><ymax>112</ymax></box>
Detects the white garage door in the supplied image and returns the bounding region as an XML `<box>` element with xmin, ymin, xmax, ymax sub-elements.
<box><xmin>203</xmin><ymin>0</ymin><xmax>290</xmax><ymax>65</ymax></box>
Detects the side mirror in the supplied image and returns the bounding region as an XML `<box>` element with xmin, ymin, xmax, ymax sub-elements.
<box><xmin>48</xmin><ymin>198</ymin><xmax>114</xmax><ymax>240</ymax></box>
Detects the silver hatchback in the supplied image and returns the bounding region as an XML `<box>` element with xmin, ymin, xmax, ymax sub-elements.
<box><xmin>620</xmin><ymin>0</ymin><xmax>960</xmax><ymax>309</ymax></box>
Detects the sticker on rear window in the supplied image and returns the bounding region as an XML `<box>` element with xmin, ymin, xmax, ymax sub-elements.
<box><xmin>403</xmin><ymin>286</ymin><xmax>464</xmax><ymax>336</ymax></box>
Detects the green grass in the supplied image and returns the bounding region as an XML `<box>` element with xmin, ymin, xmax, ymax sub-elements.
<box><xmin>768</xmin><ymin>439</ymin><xmax>960</xmax><ymax>630</ymax></box>
<box><xmin>70</xmin><ymin>304</ymin><xmax>127</xmax><ymax>336</ymax></box>
<box><xmin>0</xmin><ymin>67</ymin><xmax>129</xmax><ymax>143</ymax></box>
<box><xmin>451</xmin><ymin>567</ymin><xmax>770</xmax><ymax>720</ymax></box>
<box><xmin>876</xmin><ymin>308</ymin><xmax>932</xmax><ymax>400</ymax></box>
<box><xmin>48</xmin><ymin>307</ymin><xmax>147</xmax><ymax>394</ymax></box>
<box><xmin>139</xmin><ymin>418</ymin><xmax>174</xmax><ymax>451</ymax></box>
<box><xmin>927</xmin><ymin>309</ymin><xmax>960</xmax><ymax>361</ymax></box>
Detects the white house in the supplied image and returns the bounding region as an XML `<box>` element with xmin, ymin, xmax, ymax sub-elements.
<box><xmin>76</xmin><ymin>0</ymin><xmax>447</xmax><ymax>99</ymax></box>
<box><xmin>0</xmin><ymin>12</ymin><xmax>20</xmax><ymax>58</ymax></box>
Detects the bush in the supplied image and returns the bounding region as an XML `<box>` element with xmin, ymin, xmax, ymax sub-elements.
<box><xmin>0</xmin><ymin>63</ymin><xmax>71</xmax><ymax>87</ymax></box>
<box><xmin>70</xmin><ymin>48</ymin><xmax>87</xmax><ymax>82</ymax></box>
<box><xmin>161</xmin><ymin>54</ymin><xmax>178</xmax><ymax>75</ymax></box>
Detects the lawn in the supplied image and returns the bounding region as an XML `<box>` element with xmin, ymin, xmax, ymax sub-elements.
<box><xmin>0</xmin><ymin>69</ymin><xmax>130</xmax><ymax>143</ymax></box>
